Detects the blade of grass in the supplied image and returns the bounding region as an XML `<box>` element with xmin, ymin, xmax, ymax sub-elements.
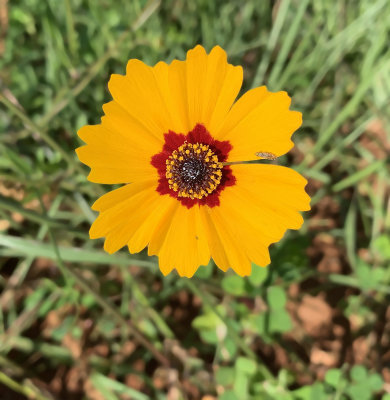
<box><xmin>2</xmin><ymin>0</ymin><xmax>161</xmax><ymax>171</ymax></box>
<box><xmin>91</xmin><ymin>373</ymin><xmax>149</xmax><ymax>400</ymax></box>
<box><xmin>332</xmin><ymin>158</ymin><xmax>387</xmax><ymax>192</ymax></box>
<box><xmin>303</xmin><ymin>58</ymin><xmax>390</xmax><ymax>164</ymax></box>
<box><xmin>268</xmin><ymin>0</ymin><xmax>310</xmax><ymax>89</ymax></box>
<box><xmin>328</xmin><ymin>274</ymin><xmax>390</xmax><ymax>295</ymax></box>
<box><xmin>252</xmin><ymin>0</ymin><xmax>291</xmax><ymax>87</ymax></box>
<box><xmin>344</xmin><ymin>196</ymin><xmax>357</xmax><ymax>269</ymax></box>
<box><xmin>0</xmin><ymin>234</ymin><xmax>156</xmax><ymax>268</ymax></box>
<box><xmin>37</xmin><ymin>0</ymin><xmax>161</xmax><ymax>128</ymax></box>
<box><xmin>309</xmin><ymin>116</ymin><xmax>373</xmax><ymax>172</ymax></box>
<box><xmin>0</xmin><ymin>194</ymin><xmax>85</xmax><ymax>236</ymax></box>
<box><xmin>0</xmin><ymin>92</ymin><xmax>81</xmax><ymax>172</ymax></box>
<box><xmin>0</xmin><ymin>371</ymin><xmax>52</xmax><ymax>400</ymax></box>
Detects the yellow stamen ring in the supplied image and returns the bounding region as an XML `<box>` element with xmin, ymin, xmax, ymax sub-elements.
<box><xmin>166</xmin><ymin>142</ymin><xmax>223</xmax><ymax>200</ymax></box>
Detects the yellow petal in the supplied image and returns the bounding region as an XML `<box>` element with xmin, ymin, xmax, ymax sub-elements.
<box><xmin>128</xmin><ymin>195</ymin><xmax>177</xmax><ymax>254</ymax></box>
<box><xmin>108</xmin><ymin>59</ymin><xmax>171</xmax><ymax>139</ymax></box>
<box><xmin>230</xmin><ymin>164</ymin><xmax>311</xmax><ymax>213</ymax></box>
<box><xmin>216</xmin><ymin>87</ymin><xmax>302</xmax><ymax>160</ymax></box>
<box><xmin>211</xmin><ymin>164</ymin><xmax>310</xmax><ymax>268</ymax></box>
<box><xmin>153</xmin><ymin>61</ymin><xmax>189</xmax><ymax>134</ymax></box>
<box><xmin>205</xmin><ymin>47</ymin><xmax>243</xmax><ymax>134</ymax></box>
<box><xmin>91</xmin><ymin>179</ymin><xmax>155</xmax><ymax>212</ymax></box>
<box><xmin>186</xmin><ymin>45</ymin><xmax>208</xmax><ymax>130</ymax></box>
<box><xmin>185</xmin><ymin>45</ymin><xmax>243</xmax><ymax>133</ymax></box>
<box><xmin>153</xmin><ymin>205</ymin><xmax>210</xmax><ymax>278</ymax></box>
<box><xmin>201</xmin><ymin>206</ymin><xmax>252</xmax><ymax>276</ymax></box>
<box><xmin>76</xmin><ymin>108</ymin><xmax>159</xmax><ymax>184</ymax></box>
<box><xmin>89</xmin><ymin>181</ymin><xmax>157</xmax><ymax>254</ymax></box>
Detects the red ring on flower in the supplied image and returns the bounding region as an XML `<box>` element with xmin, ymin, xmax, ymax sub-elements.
<box><xmin>151</xmin><ymin>124</ymin><xmax>236</xmax><ymax>208</ymax></box>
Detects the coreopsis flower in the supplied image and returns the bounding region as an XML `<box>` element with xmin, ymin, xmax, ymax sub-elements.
<box><xmin>76</xmin><ymin>45</ymin><xmax>310</xmax><ymax>278</ymax></box>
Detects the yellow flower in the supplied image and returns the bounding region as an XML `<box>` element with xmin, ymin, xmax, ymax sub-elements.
<box><xmin>76</xmin><ymin>45</ymin><xmax>310</xmax><ymax>278</ymax></box>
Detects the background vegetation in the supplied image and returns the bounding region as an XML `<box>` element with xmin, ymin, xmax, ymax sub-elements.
<box><xmin>1</xmin><ymin>0</ymin><xmax>390</xmax><ymax>399</ymax></box>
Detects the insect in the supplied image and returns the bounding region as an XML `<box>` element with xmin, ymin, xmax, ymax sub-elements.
<box><xmin>255</xmin><ymin>152</ymin><xmax>277</xmax><ymax>160</ymax></box>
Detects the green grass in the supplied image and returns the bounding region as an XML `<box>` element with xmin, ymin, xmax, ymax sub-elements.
<box><xmin>1</xmin><ymin>0</ymin><xmax>390</xmax><ymax>399</ymax></box>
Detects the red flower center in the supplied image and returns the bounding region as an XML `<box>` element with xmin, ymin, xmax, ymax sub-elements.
<box><xmin>151</xmin><ymin>124</ymin><xmax>236</xmax><ymax>208</ymax></box>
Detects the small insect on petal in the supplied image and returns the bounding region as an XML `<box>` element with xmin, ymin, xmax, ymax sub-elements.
<box><xmin>255</xmin><ymin>152</ymin><xmax>277</xmax><ymax>160</ymax></box>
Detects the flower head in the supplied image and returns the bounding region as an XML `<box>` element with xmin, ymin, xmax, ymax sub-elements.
<box><xmin>76</xmin><ymin>45</ymin><xmax>310</xmax><ymax>277</ymax></box>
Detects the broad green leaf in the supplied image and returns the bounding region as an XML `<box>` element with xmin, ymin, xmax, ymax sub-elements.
<box><xmin>248</xmin><ymin>264</ymin><xmax>268</xmax><ymax>287</ymax></box>
<box><xmin>373</xmin><ymin>234</ymin><xmax>390</xmax><ymax>260</ymax></box>
<box><xmin>222</xmin><ymin>275</ymin><xmax>246</xmax><ymax>296</ymax></box>
<box><xmin>350</xmin><ymin>365</ymin><xmax>368</xmax><ymax>381</ymax></box>
<box><xmin>267</xmin><ymin>286</ymin><xmax>287</xmax><ymax>309</ymax></box>
<box><xmin>269</xmin><ymin>309</ymin><xmax>292</xmax><ymax>333</ymax></box>
<box><xmin>367</xmin><ymin>373</ymin><xmax>383</xmax><ymax>391</ymax></box>
<box><xmin>192</xmin><ymin>311</ymin><xmax>221</xmax><ymax>331</ymax></box>
<box><xmin>235</xmin><ymin>357</ymin><xmax>257</xmax><ymax>376</ymax></box>
<box><xmin>355</xmin><ymin>261</ymin><xmax>375</xmax><ymax>290</ymax></box>
<box><xmin>218</xmin><ymin>337</ymin><xmax>237</xmax><ymax>360</ymax></box>
<box><xmin>346</xmin><ymin>383</ymin><xmax>371</xmax><ymax>400</ymax></box>
<box><xmin>216</xmin><ymin>367</ymin><xmax>235</xmax><ymax>386</ymax></box>
<box><xmin>220</xmin><ymin>390</ymin><xmax>240</xmax><ymax>400</ymax></box>
<box><xmin>324</xmin><ymin>368</ymin><xmax>342</xmax><ymax>387</ymax></box>
<box><xmin>233</xmin><ymin>372</ymin><xmax>249</xmax><ymax>399</ymax></box>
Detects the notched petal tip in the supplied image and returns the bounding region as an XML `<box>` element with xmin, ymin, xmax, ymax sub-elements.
<box><xmin>232</xmin><ymin>267</ymin><xmax>252</xmax><ymax>277</ymax></box>
<box><xmin>209</xmin><ymin>45</ymin><xmax>227</xmax><ymax>60</ymax></box>
<box><xmin>75</xmin><ymin>145</ymin><xmax>91</xmax><ymax>168</ymax></box>
<box><xmin>107</xmin><ymin>73</ymin><xmax>126</xmax><ymax>95</ymax></box>
<box><xmin>89</xmin><ymin>223</ymin><xmax>103</xmax><ymax>240</ymax></box>
<box><xmin>126</xmin><ymin>58</ymin><xmax>151</xmax><ymax>76</ymax></box>
<box><xmin>90</xmin><ymin>198</ymin><xmax>101</xmax><ymax>212</ymax></box>
<box><xmin>290</xmin><ymin>110</ymin><xmax>303</xmax><ymax>130</ymax></box>
<box><xmin>186</xmin><ymin>44</ymin><xmax>207</xmax><ymax>59</ymax></box>
<box><xmin>153</xmin><ymin>60</ymin><xmax>168</xmax><ymax>70</ymax></box>
<box><xmin>159</xmin><ymin>263</ymin><xmax>174</xmax><ymax>277</ymax></box>
<box><xmin>103</xmin><ymin>239</ymin><xmax>121</xmax><ymax>255</ymax></box>
<box><xmin>301</xmin><ymin>192</ymin><xmax>312</xmax><ymax>212</ymax></box>
<box><xmin>76</xmin><ymin>125</ymin><xmax>93</xmax><ymax>143</ymax></box>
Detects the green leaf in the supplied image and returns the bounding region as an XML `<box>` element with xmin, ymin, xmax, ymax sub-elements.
<box><xmin>355</xmin><ymin>261</ymin><xmax>375</xmax><ymax>290</ymax></box>
<box><xmin>372</xmin><ymin>234</ymin><xmax>390</xmax><ymax>260</ymax></box>
<box><xmin>192</xmin><ymin>310</ymin><xmax>221</xmax><ymax>331</ymax></box>
<box><xmin>269</xmin><ymin>309</ymin><xmax>292</xmax><ymax>333</ymax></box>
<box><xmin>267</xmin><ymin>286</ymin><xmax>287</xmax><ymax>309</ymax></box>
<box><xmin>199</xmin><ymin>329</ymin><xmax>218</xmax><ymax>344</ymax></box>
<box><xmin>233</xmin><ymin>372</ymin><xmax>249</xmax><ymax>400</ymax></box>
<box><xmin>324</xmin><ymin>368</ymin><xmax>342</xmax><ymax>388</ymax></box>
<box><xmin>293</xmin><ymin>386</ymin><xmax>311</xmax><ymax>400</ymax></box>
<box><xmin>218</xmin><ymin>337</ymin><xmax>237</xmax><ymax>361</ymax></box>
<box><xmin>222</xmin><ymin>275</ymin><xmax>246</xmax><ymax>296</ymax></box>
<box><xmin>250</xmin><ymin>314</ymin><xmax>266</xmax><ymax>335</ymax></box>
<box><xmin>194</xmin><ymin>261</ymin><xmax>214</xmax><ymax>279</ymax></box>
<box><xmin>248</xmin><ymin>264</ymin><xmax>268</xmax><ymax>287</ymax></box>
<box><xmin>350</xmin><ymin>365</ymin><xmax>368</xmax><ymax>381</ymax></box>
<box><xmin>235</xmin><ymin>357</ymin><xmax>257</xmax><ymax>376</ymax></box>
<box><xmin>367</xmin><ymin>373</ymin><xmax>383</xmax><ymax>391</ymax></box>
<box><xmin>220</xmin><ymin>390</ymin><xmax>240</xmax><ymax>400</ymax></box>
<box><xmin>372</xmin><ymin>267</ymin><xmax>386</xmax><ymax>284</ymax></box>
<box><xmin>216</xmin><ymin>367</ymin><xmax>235</xmax><ymax>387</ymax></box>
<box><xmin>346</xmin><ymin>383</ymin><xmax>371</xmax><ymax>400</ymax></box>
